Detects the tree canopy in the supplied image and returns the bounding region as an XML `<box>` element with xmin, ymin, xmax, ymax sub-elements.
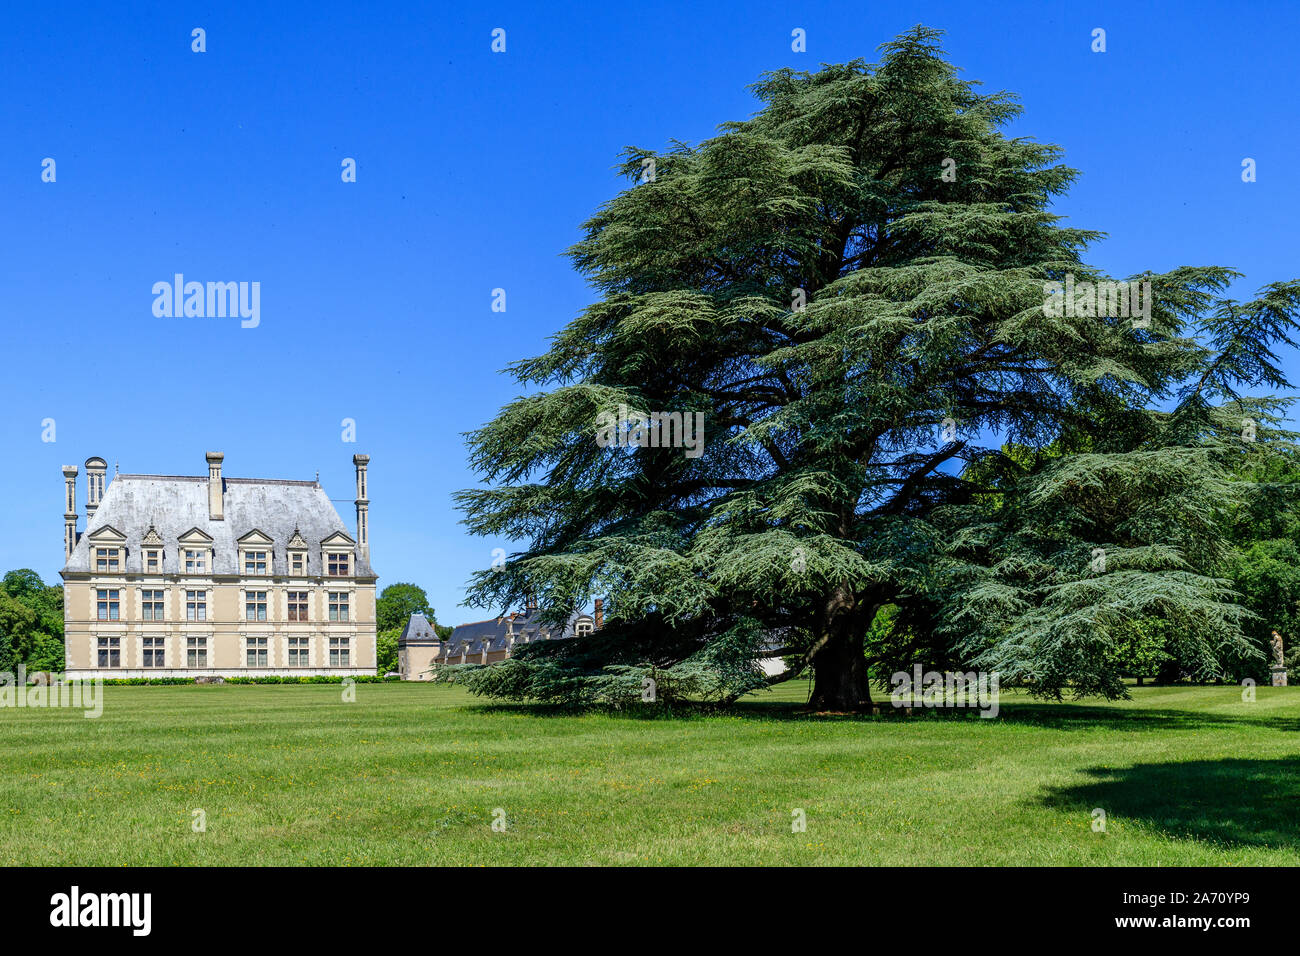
<box><xmin>0</xmin><ymin>569</ymin><xmax>64</xmax><ymax>675</ymax></box>
<box><xmin>457</xmin><ymin>26</ymin><xmax>1300</xmax><ymax>708</ymax></box>
<box><xmin>375</xmin><ymin>582</ymin><xmax>437</xmax><ymax>633</ymax></box>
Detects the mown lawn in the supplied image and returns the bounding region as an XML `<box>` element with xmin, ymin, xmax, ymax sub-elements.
<box><xmin>1</xmin><ymin>681</ymin><xmax>1297</xmax><ymax>865</ymax></box>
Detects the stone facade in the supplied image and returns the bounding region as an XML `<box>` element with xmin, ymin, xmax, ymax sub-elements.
<box><xmin>60</xmin><ymin>452</ymin><xmax>378</xmax><ymax>678</ymax></box>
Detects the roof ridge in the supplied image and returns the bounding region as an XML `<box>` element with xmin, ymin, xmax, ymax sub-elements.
<box><xmin>116</xmin><ymin>474</ymin><xmax>317</xmax><ymax>487</ymax></box>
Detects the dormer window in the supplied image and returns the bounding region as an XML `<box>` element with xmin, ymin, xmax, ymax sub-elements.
<box><xmin>287</xmin><ymin>529</ymin><xmax>309</xmax><ymax>576</ymax></box>
<box><xmin>95</xmin><ymin>548</ymin><xmax>120</xmax><ymax>572</ymax></box>
<box><xmin>140</xmin><ymin>526</ymin><xmax>164</xmax><ymax>574</ymax></box>
<box><xmin>237</xmin><ymin>530</ymin><xmax>274</xmax><ymax>578</ymax></box>
<box><xmin>178</xmin><ymin>528</ymin><xmax>214</xmax><ymax>576</ymax></box>
<box><xmin>319</xmin><ymin>531</ymin><xmax>357</xmax><ymax>579</ymax></box>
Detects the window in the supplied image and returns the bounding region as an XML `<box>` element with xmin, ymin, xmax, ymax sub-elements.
<box><xmin>328</xmin><ymin>553</ymin><xmax>350</xmax><ymax>576</ymax></box>
<box><xmin>145</xmin><ymin>550</ymin><xmax>161</xmax><ymax>573</ymax></box>
<box><xmin>185</xmin><ymin>590</ymin><xmax>207</xmax><ymax>621</ymax></box>
<box><xmin>290</xmin><ymin>552</ymin><xmax>306</xmax><ymax>575</ymax></box>
<box><xmin>245</xmin><ymin>591</ymin><xmax>268</xmax><ymax>622</ymax></box>
<box><xmin>329</xmin><ymin>637</ymin><xmax>350</xmax><ymax>667</ymax></box>
<box><xmin>288</xmin><ymin>637</ymin><xmax>310</xmax><ymax>667</ymax></box>
<box><xmin>142</xmin><ymin>637</ymin><xmax>165</xmax><ymax>668</ymax></box>
<box><xmin>95</xmin><ymin>548</ymin><xmax>120</xmax><ymax>572</ymax></box>
<box><xmin>187</xmin><ymin>637</ymin><xmax>207</xmax><ymax>668</ymax></box>
<box><xmin>246</xmin><ymin>637</ymin><xmax>268</xmax><ymax>668</ymax></box>
<box><xmin>141</xmin><ymin>589</ymin><xmax>165</xmax><ymax>621</ymax></box>
<box><xmin>96</xmin><ymin>589</ymin><xmax>120</xmax><ymax>621</ymax></box>
<box><xmin>140</xmin><ymin>587</ymin><xmax>165</xmax><ymax>624</ymax></box>
<box><xmin>328</xmin><ymin>592</ymin><xmax>349</xmax><ymax>622</ymax></box>
<box><xmin>244</xmin><ymin>551</ymin><xmax>268</xmax><ymax>575</ymax></box>
<box><xmin>96</xmin><ymin>637</ymin><xmax>120</xmax><ymax>667</ymax></box>
<box><xmin>184</xmin><ymin>550</ymin><xmax>206</xmax><ymax>573</ymax></box>
<box><xmin>287</xmin><ymin>591</ymin><xmax>309</xmax><ymax>622</ymax></box>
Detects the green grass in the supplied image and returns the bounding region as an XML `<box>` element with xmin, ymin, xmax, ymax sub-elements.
<box><xmin>1</xmin><ymin>681</ymin><xmax>1298</xmax><ymax>865</ymax></box>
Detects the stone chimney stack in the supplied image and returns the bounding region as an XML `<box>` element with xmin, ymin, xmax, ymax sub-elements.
<box><xmin>62</xmin><ymin>465</ymin><xmax>78</xmax><ymax>560</ymax></box>
<box><xmin>353</xmin><ymin>454</ymin><xmax>370</xmax><ymax>564</ymax></box>
<box><xmin>84</xmin><ymin>457</ymin><xmax>106</xmax><ymax>522</ymax></box>
<box><xmin>594</xmin><ymin>597</ymin><xmax>604</xmax><ymax>630</ymax></box>
<box><xmin>206</xmin><ymin>452</ymin><xmax>225</xmax><ymax>520</ymax></box>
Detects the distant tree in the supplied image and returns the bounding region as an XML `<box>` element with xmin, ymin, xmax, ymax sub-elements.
<box><xmin>375</xmin><ymin>583</ymin><xmax>435</xmax><ymax>633</ymax></box>
<box><xmin>375</xmin><ymin>628</ymin><xmax>401</xmax><ymax>674</ymax></box>
<box><xmin>1221</xmin><ymin>539</ymin><xmax>1300</xmax><ymax>681</ymax></box>
<box><xmin>1110</xmin><ymin>619</ymin><xmax>1173</xmax><ymax>685</ymax></box>
<box><xmin>0</xmin><ymin>569</ymin><xmax>64</xmax><ymax>674</ymax></box>
<box><xmin>0</xmin><ymin>630</ymin><xmax>16</xmax><ymax>675</ymax></box>
<box><xmin>2</xmin><ymin>569</ymin><xmax>44</xmax><ymax>599</ymax></box>
<box><xmin>24</xmin><ymin>632</ymin><xmax>65</xmax><ymax>675</ymax></box>
<box><xmin>0</xmin><ymin>590</ymin><xmax>39</xmax><ymax>671</ymax></box>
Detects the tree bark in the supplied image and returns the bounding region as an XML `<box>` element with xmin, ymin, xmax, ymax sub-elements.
<box><xmin>807</xmin><ymin>582</ymin><xmax>876</xmax><ymax>711</ymax></box>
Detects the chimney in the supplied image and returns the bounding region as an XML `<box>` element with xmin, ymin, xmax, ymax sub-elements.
<box><xmin>206</xmin><ymin>452</ymin><xmax>225</xmax><ymax>520</ymax></box>
<box><xmin>525</xmin><ymin>592</ymin><xmax>537</xmax><ymax>611</ymax></box>
<box><xmin>62</xmin><ymin>465</ymin><xmax>79</xmax><ymax>560</ymax></box>
<box><xmin>353</xmin><ymin>454</ymin><xmax>370</xmax><ymax>564</ymax></box>
<box><xmin>84</xmin><ymin>457</ymin><xmax>106</xmax><ymax>522</ymax></box>
<box><xmin>594</xmin><ymin>598</ymin><xmax>604</xmax><ymax>630</ymax></box>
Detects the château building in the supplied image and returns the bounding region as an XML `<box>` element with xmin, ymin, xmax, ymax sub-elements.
<box><xmin>397</xmin><ymin>598</ymin><xmax>600</xmax><ymax>681</ymax></box>
<box><xmin>60</xmin><ymin>452</ymin><xmax>377</xmax><ymax>677</ymax></box>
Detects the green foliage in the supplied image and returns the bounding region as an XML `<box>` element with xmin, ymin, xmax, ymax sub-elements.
<box><xmin>24</xmin><ymin>632</ymin><xmax>66</xmax><ymax>675</ymax></box>
<box><xmin>96</xmin><ymin>677</ymin><xmax>199</xmax><ymax>685</ymax></box>
<box><xmin>376</xmin><ymin>628</ymin><xmax>400</xmax><ymax>674</ymax></box>
<box><xmin>218</xmin><ymin>675</ymin><xmax>398</xmax><ymax>684</ymax></box>
<box><xmin>1221</xmin><ymin>538</ymin><xmax>1300</xmax><ymax>681</ymax></box>
<box><xmin>1108</xmin><ymin>618</ymin><xmax>1173</xmax><ymax>683</ymax></box>
<box><xmin>375</xmin><ymin>583</ymin><xmax>435</xmax><ymax>633</ymax></box>
<box><xmin>456</xmin><ymin>27</ymin><xmax>1300</xmax><ymax>705</ymax></box>
<box><xmin>0</xmin><ymin>570</ymin><xmax>62</xmax><ymax>674</ymax></box>
<box><xmin>450</xmin><ymin>617</ymin><xmax>771</xmax><ymax>705</ymax></box>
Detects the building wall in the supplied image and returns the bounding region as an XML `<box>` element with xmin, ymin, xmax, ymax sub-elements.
<box><xmin>64</xmin><ymin>575</ymin><xmax>377</xmax><ymax>677</ymax></box>
<box><xmin>398</xmin><ymin>643</ymin><xmax>440</xmax><ymax>681</ymax></box>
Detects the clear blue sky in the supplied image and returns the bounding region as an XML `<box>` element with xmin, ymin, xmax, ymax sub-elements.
<box><xmin>3</xmin><ymin>1</ymin><xmax>1298</xmax><ymax>624</ymax></box>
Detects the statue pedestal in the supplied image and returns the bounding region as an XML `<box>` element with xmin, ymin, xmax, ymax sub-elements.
<box><xmin>1271</xmin><ymin>665</ymin><xmax>1288</xmax><ymax>687</ymax></box>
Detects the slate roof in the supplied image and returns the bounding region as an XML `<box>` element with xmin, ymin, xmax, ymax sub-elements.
<box><xmin>439</xmin><ymin>608</ymin><xmax>590</xmax><ymax>657</ymax></box>
<box><xmin>399</xmin><ymin>612</ymin><xmax>439</xmax><ymax>646</ymax></box>
<box><xmin>63</xmin><ymin>474</ymin><xmax>374</xmax><ymax>577</ymax></box>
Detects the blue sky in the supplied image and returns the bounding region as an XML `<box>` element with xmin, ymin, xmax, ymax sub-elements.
<box><xmin>3</xmin><ymin>0</ymin><xmax>1298</xmax><ymax>624</ymax></box>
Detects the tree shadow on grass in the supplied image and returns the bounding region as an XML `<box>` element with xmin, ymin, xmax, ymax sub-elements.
<box><xmin>731</xmin><ymin>698</ymin><xmax>1300</xmax><ymax>734</ymax></box>
<box><xmin>1038</xmin><ymin>757</ymin><xmax>1300</xmax><ymax>851</ymax></box>
<box><xmin>465</xmin><ymin>698</ymin><xmax>1300</xmax><ymax>733</ymax></box>
<box><xmin>963</xmin><ymin>701</ymin><xmax>1300</xmax><ymax>735</ymax></box>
